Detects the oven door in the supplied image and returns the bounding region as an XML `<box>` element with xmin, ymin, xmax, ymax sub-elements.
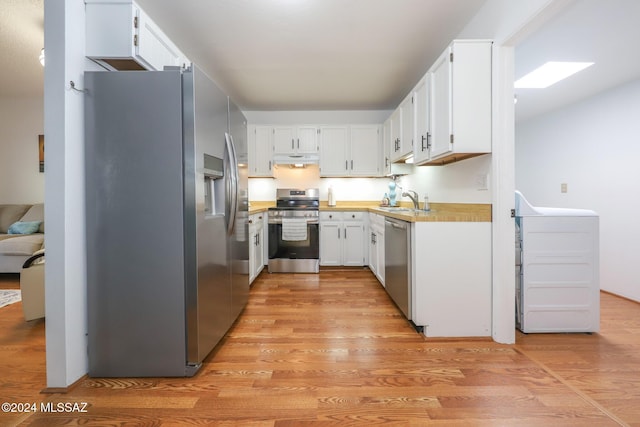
<box><xmin>268</xmin><ymin>220</ymin><xmax>319</xmax><ymax>260</ymax></box>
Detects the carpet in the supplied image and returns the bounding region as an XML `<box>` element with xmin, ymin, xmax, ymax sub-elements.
<box><xmin>0</xmin><ymin>290</ymin><xmax>21</xmax><ymax>308</ymax></box>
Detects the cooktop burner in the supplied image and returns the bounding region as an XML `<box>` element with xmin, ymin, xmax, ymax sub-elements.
<box><xmin>273</xmin><ymin>188</ymin><xmax>320</xmax><ymax>211</ymax></box>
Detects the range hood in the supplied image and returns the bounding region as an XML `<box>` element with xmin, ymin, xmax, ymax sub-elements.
<box><xmin>272</xmin><ymin>154</ymin><xmax>319</xmax><ymax>165</ymax></box>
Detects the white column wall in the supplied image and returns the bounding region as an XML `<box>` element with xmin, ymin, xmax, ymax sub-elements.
<box><xmin>44</xmin><ymin>0</ymin><xmax>90</xmax><ymax>388</ymax></box>
<box><xmin>456</xmin><ymin>0</ymin><xmax>564</xmax><ymax>344</ymax></box>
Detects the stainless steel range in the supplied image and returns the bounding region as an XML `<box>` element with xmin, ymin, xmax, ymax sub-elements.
<box><xmin>268</xmin><ymin>188</ymin><xmax>320</xmax><ymax>273</ymax></box>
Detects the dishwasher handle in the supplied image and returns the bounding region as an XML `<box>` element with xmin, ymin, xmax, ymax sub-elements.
<box><xmin>385</xmin><ymin>218</ymin><xmax>408</xmax><ymax>230</ymax></box>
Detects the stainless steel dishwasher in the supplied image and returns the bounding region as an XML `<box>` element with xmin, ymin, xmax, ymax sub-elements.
<box><xmin>385</xmin><ymin>217</ymin><xmax>411</xmax><ymax>320</ymax></box>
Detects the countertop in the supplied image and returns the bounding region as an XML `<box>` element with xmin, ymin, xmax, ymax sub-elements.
<box><xmin>248</xmin><ymin>201</ymin><xmax>491</xmax><ymax>222</ymax></box>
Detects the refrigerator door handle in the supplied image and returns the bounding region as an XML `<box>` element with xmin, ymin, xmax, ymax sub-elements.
<box><xmin>225</xmin><ymin>132</ymin><xmax>239</xmax><ymax>236</ymax></box>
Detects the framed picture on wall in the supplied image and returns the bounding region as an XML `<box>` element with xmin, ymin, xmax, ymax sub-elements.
<box><xmin>38</xmin><ymin>135</ymin><xmax>44</xmax><ymax>173</ymax></box>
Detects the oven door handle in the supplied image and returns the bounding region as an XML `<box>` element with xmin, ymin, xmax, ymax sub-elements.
<box><xmin>268</xmin><ymin>219</ymin><xmax>319</xmax><ymax>225</ymax></box>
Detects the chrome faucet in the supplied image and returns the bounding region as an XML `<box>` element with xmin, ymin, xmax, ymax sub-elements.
<box><xmin>401</xmin><ymin>190</ymin><xmax>419</xmax><ymax>210</ymax></box>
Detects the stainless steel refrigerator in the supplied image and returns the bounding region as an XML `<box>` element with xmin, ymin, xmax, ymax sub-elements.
<box><xmin>85</xmin><ymin>65</ymin><xmax>248</xmax><ymax>377</ymax></box>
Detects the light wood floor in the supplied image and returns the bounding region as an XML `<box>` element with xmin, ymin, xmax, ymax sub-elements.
<box><xmin>1</xmin><ymin>270</ymin><xmax>639</xmax><ymax>426</ymax></box>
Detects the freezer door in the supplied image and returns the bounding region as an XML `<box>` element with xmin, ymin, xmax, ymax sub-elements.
<box><xmin>85</xmin><ymin>70</ymin><xmax>188</xmax><ymax>377</ymax></box>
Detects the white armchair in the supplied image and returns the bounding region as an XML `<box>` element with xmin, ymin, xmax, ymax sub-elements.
<box><xmin>20</xmin><ymin>249</ymin><xmax>45</xmax><ymax>321</ymax></box>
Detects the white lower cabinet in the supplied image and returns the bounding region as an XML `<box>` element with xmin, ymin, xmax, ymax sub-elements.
<box><xmin>368</xmin><ymin>213</ymin><xmax>385</xmax><ymax>286</ymax></box>
<box><xmin>248</xmin><ymin>125</ymin><xmax>274</xmax><ymax>177</ymax></box>
<box><xmin>411</xmin><ymin>221</ymin><xmax>491</xmax><ymax>337</ymax></box>
<box><xmin>248</xmin><ymin>213</ymin><xmax>265</xmax><ymax>284</ymax></box>
<box><xmin>320</xmin><ymin>211</ymin><xmax>366</xmax><ymax>266</ymax></box>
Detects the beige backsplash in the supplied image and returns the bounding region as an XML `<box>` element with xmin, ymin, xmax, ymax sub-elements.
<box><xmin>248</xmin><ymin>154</ymin><xmax>493</xmax><ymax>205</ymax></box>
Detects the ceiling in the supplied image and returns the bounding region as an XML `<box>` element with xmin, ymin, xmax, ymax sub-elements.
<box><xmin>0</xmin><ymin>0</ymin><xmax>485</xmax><ymax>108</ymax></box>
<box><xmin>134</xmin><ymin>0</ymin><xmax>486</xmax><ymax>110</ymax></box>
<box><xmin>2</xmin><ymin>0</ymin><xmax>640</xmax><ymax>119</ymax></box>
<box><xmin>514</xmin><ymin>0</ymin><xmax>640</xmax><ymax>122</ymax></box>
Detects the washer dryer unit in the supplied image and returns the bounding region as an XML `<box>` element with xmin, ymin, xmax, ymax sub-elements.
<box><xmin>515</xmin><ymin>191</ymin><xmax>599</xmax><ymax>333</ymax></box>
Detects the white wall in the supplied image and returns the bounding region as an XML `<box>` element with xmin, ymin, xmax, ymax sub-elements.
<box><xmin>516</xmin><ymin>78</ymin><xmax>640</xmax><ymax>302</ymax></box>
<box><xmin>402</xmin><ymin>155</ymin><xmax>492</xmax><ymax>204</ymax></box>
<box><xmin>0</xmin><ymin>97</ymin><xmax>44</xmax><ymax>203</ymax></box>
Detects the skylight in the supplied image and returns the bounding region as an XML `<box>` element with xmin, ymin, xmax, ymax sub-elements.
<box><xmin>514</xmin><ymin>61</ymin><xmax>594</xmax><ymax>89</ymax></box>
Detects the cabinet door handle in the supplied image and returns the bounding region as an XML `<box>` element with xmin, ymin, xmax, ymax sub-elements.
<box><xmin>421</xmin><ymin>135</ymin><xmax>426</xmax><ymax>151</ymax></box>
<box><xmin>350</xmin><ymin>160</ymin><xmax>353</xmax><ymax>170</ymax></box>
<box><xmin>268</xmin><ymin>160</ymin><xmax>272</xmax><ymax>170</ymax></box>
<box><xmin>345</xmin><ymin>160</ymin><xmax>348</xmax><ymax>171</ymax></box>
<box><xmin>338</xmin><ymin>228</ymin><xmax>340</xmax><ymax>239</ymax></box>
<box><xmin>297</xmin><ymin>138</ymin><xmax>300</xmax><ymax>149</ymax></box>
<box><xmin>344</xmin><ymin>227</ymin><xmax>347</xmax><ymax>239</ymax></box>
<box><xmin>291</xmin><ymin>138</ymin><xmax>294</xmax><ymax>149</ymax></box>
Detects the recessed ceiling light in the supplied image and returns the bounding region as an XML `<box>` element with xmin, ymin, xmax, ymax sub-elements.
<box><xmin>514</xmin><ymin>61</ymin><xmax>594</xmax><ymax>89</ymax></box>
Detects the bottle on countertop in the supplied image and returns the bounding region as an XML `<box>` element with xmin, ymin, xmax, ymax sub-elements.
<box><xmin>328</xmin><ymin>186</ymin><xmax>336</xmax><ymax>207</ymax></box>
<box><xmin>423</xmin><ymin>194</ymin><xmax>430</xmax><ymax>211</ymax></box>
<box><xmin>382</xmin><ymin>193</ymin><xmax>389</xmax><ymax>206</ymax></box>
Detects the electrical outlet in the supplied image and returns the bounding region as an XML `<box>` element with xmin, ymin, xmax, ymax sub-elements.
<box><xmin>561</xmin><ymin>183</ymin><xmax>568</xmax><ymax>193</ymax></box>
<box><xmin>476</xmin><ymin>174</ymin><xmax>489</xmax><ymax>191</ymax></box>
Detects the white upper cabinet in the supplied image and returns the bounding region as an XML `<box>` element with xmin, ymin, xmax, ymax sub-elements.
<box><xmin>389</xmin><ymin>94</ymin><xmax>414</xmax><ymax>163</ymax></box>
<box><xmin>413</xmin><ymin>74</ymin><xmax>432</xmax><ymax>165</ymax></box>
<box><xmin>417</xmin><ymin>39</ymin><xmax>492</xmax><ymax>166</ymax></box>
<box><xmin>85</xmin><ymin>0</ymin><xmax>189</xmax><ymax>71</ymax></box>
<box><xmin>273</xmin><ymin>126</ymin><xmax>296</xmax><ymax>155</ymax></box>
<box><xmin>320</xmin><ymin>125</ymin><xmax>381</xmax><ymax>177</ymax></box>
<box><xmin>273</xmin><ymin>126</ymin><xmax>319</xmax><ymax>156</ymax></box>
<box><xmin>430</xmin><ymin>48</ymin><xmax>453</xmax><ymax>160</ymax></box>
<box><xmin>399</xmin><ymin>93</ymin><xmax>415</xmax><ymax>161</ymax></box>
<box><xmin>382</xmin><ymin>118</ymin><xmax>392</xmax><ymax>175</ymax></box>
<box><xmin>318</xmin><ymin>126</ymin><xmax>349</xmax><ymax>176</ymax></box>
<box><xmin>349</xmin><ymin>125</ymin><xmax>381</xmax><ymax>176</ymax></box>
<box><xmin>389</xmin><ymin>107</ymin><xmax>402</xmax><ymax>162</ymax></box>
<box><xmin>297</xmin><ymin>126</ymin><xmax>320</xmax><ymax>154</ymax></box>
<box><xmin>248</xmin><ymin>125</ymin><xmax>274</xmax><ymax>177</ymax></box>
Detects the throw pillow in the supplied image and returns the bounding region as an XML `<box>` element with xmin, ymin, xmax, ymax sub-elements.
<box><xmin>8</xmin><ymin>221</ymin><xmax>42</xmax><ymax>235</ymax></box>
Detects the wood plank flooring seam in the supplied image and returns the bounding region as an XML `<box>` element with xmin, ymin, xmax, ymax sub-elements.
<box><xmin>513</xmin><ymin>346</ymin><xmax>630</xmax><ymax>427</ymax></box>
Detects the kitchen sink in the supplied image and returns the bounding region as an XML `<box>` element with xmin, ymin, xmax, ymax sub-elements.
<box><xmin>377</xmin><ymin>206</ymin><xmax>413</xmax><ymax>212</ymax></box>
